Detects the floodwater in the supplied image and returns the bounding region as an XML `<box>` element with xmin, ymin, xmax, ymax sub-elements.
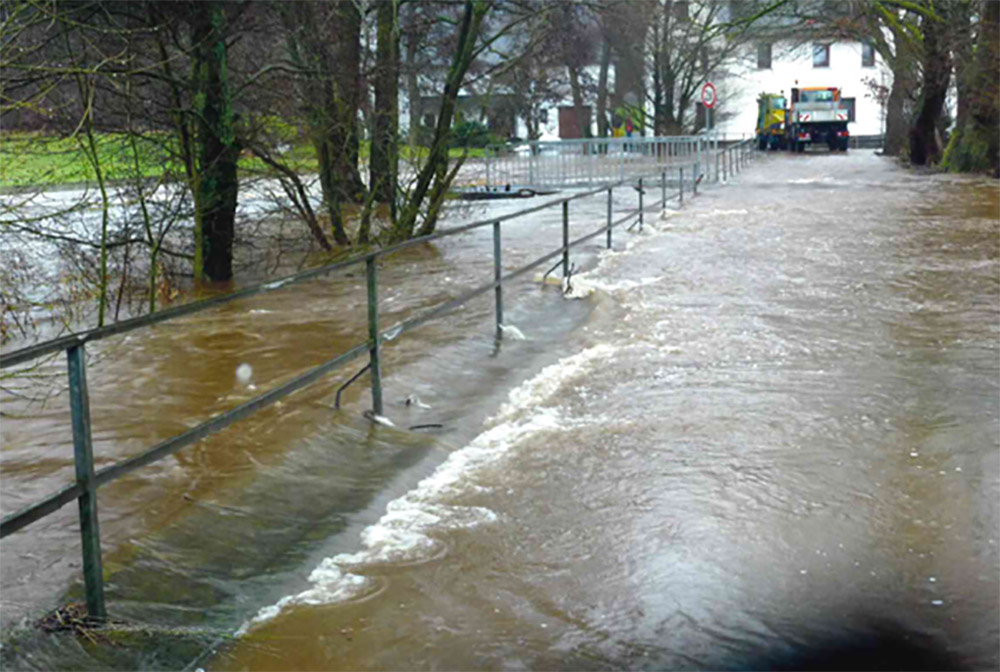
<box><xmin>1</xmin><ymin>152</ymin><xmax>997</xmax><ymax>670</ymax></box>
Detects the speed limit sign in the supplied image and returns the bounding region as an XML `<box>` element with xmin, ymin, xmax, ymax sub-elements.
<box><xmin>701</xmin><ymin>82</ymin><xmax>717</xmax><ymax>109</ymax></box>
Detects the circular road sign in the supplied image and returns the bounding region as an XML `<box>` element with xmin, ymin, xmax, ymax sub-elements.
<box><xmin>701</xmin><ymin>82</ymin><xmax>717</xmax><ymax>109</ymax></box>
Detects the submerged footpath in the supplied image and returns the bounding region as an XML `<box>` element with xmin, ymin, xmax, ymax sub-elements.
<box><xmin>4</xmin><ymin>151</ymin><xmax>998</xmax><ymax>671</ymax></box>
<box><xmin>214</xmin><ymin>152</ymin><xmax>998</xmax><ymax>671</ymax></box>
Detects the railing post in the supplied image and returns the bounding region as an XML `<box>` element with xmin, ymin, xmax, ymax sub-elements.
<box><xmin>679</xmin><ymin>166</ymin><xmax>684</xmax><ymax>205</ymax></box>
<box><xmin>493</xmin><ymin>221</ymin><xmax>503</xmax><ymax>340</ymax></box>
<box><xmin>67</xmin><ymin>344</ymin><xmax>106</xmax><ymax>621</ymax></box>
<box><xmin>661</xmin><ymin>169</ymin><xmax>666</xmax><ymax>206</ymax></box>
<box><xmin>562</xmin><ymin>200</ymin><xmax>570</xmax><ymax>277</ymax></box>
<box><xmin>638</xmin><ymin>177</ymin><xmax>644</xmax><ymax>231</ymax></box>
<box><xmin>606</xmin><ymin>187</ymin><xmax>613</xmax><ymax>249</ymax></box>
<box><xmin>723</xmin><ymin>146</ymin><xmax>727</xmax><ymax>181</ymax></box>
<box><xmin>693</xmin><ymin>162</ymin><xmax>698</xmax><ymax>196</ymax></box>
<box><xmin>696</xmin><ymin>135</ymin><xmax>702</xmax><ymax>182</ymax></box>
<box><xmin>588</xmin><ymin>140</ymin><xmax>595</xmax><ymax>185</ymax></box>
<box><xmin>485</xmin><ymin>146</ymin><xmax>492</xmax><ymax>189</ymax></box>
<box><xmin>365</xmin><ymin>256</ymin><xmax>383</xmax><ymax>416</ymax></box>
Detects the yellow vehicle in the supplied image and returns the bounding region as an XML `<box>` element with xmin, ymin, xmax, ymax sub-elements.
<box><xmin>756</xmin><ymin>93</ymin><xmax>787</xmax><ymax>150</ymax></box>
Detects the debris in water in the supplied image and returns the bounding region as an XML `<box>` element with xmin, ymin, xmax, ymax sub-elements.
<box><xmin>236</xmin><ymin>363</ymin><xmax>253</xmax><ymax>385</ymax></box>
<box><xmin>405</xmin><ymin>394</ymin><xmax>431</xmax><ymax>409</ymax></box>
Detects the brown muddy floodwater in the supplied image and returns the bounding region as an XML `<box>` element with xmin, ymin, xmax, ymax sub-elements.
<box><xmin>1</xmin><ymin>152</ymin><xmax>997</xmax><ymax>671</ymax></box>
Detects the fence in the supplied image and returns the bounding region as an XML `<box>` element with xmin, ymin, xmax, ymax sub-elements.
<box><xmin>0</xmin><ymin>136</ymin><xmax>758</xmax><ymax>622</ymax></box>
<box><xmin>848</xmin><ymin>134</ymin><xmax>885</xmax><ymax>149</ymax></box>
<box><xmin>481</xmin><ymin>134</ymin><xmax>718</xmax><ymax>189</ymax></box>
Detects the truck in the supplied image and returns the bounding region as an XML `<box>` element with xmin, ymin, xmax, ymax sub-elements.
<box><xmin>755</xmin><ymin>87</ymin><xmax>851</xmax><ymax>153</ymax></box>
<box><xmin>756</xmin><ymin>93</ymin><xmax>788</xmax><ymax>151</ymax></box>
<box><xmin>787</xmin><ymin>86</ymin><xmax>850</xmax><ymax>152</ymax></box>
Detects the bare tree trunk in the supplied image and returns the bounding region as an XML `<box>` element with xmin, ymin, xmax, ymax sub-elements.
<box><xmin>567</xmin><ymin>66</ymin><xmax>591</xmax><ymax>138</ymax></box>
<box><xmin>190</xmin><ymin>1</ymin><xmax>239</xmax><ymax>282</ymax></box>
<box><xmin>883</xmin><ymin>59</ymin><xmax>909</xmax><ymax>156</ymax></box>
<box><xmin>315</xmin><ymin>136</ymin><xmax>351</xmax><ymax>246</ymax></box>
<box><xmin>394</xmin><ymin>0</ymin><xmax>487</xmax><ymax>241</ymax></box>
<box><xmin>331</xmin><ymin>0</ymin><xmax>365</xmax><ymax>204</ymax></box>
<box><xmin>405</xmin><ymin>28</ymin><xmax>421</xmax><ymax>149</ymax></box>
<box><xmin>910</xmin><ymin>10</ymin><xmax>951</xmax><ymax>166</ymax></box>
<box><xmin>370</xmin><ymin>0</ymin><xmax>400</xmax><ymax>214</ymax></box>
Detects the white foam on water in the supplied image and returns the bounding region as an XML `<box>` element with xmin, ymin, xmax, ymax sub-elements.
<box><xmin>239</xmin><ymin>344</ymin><xmax>617</xmax><ymax>634</ymax></box>
<box><xmin>787</xmin><ymin>177</ymin><xmax>835</xmax><ymax>185</ymax></box>
<box><xmin>499</xmin><ymin>324</ymin><xmax>527</xmax><ymax>340</ymax></box>
<box><xmin>565</xmin><ymin>275</ymin><xmax>663</xmax><ymax>300</ymax></box>
<box><xmin>695</xmin><ymin>208</ymin><xmax>750</xmax><ymax>217</ymax></box>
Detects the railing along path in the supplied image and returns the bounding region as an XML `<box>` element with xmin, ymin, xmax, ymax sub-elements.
<box><xmin>0</xmin><ymin>136</ymin><xmax>759</xmax><ymax>621</ymax></box>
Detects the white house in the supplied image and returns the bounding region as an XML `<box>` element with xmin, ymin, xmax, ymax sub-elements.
<box><xmin>715</xmin><ymin>39</ymin><xmax>892</xmax><ymax>139</ymax></box>
<box><xmin>517</xmin><ymin>37</ymin><xmax>891</xmax><ymax>143</ymax></box>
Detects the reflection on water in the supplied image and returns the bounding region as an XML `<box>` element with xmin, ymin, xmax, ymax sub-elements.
<box><xmin>2</xmin><ymin>154</ymin><xmax>997</xmax><ymax>671</ymax></box>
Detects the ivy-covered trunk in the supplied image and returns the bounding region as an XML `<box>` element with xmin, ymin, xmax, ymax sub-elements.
<box><xmin>943</xmin><ymin>0</ymin><xmax>999</xmax><ymax>175</ymax></box>
<box><xmin>190</xmin><ymin>2</ymin><xmax>239</xmax><ymax>282</ymax></box>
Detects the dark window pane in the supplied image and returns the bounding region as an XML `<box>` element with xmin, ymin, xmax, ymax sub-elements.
<box><xmin>757</xmin><ymin>43</ymin><xmax>772</xmax><ymax>69</ymax></box>
<box><xmin>813</xmin><ymin>43</ymin><xmax>830</xmax><ymax>67</ymax></box>
<box><xmin>862</xmin><ymin>42</ymin><xmax>875</xmax><ymax>67</ymax></box>
<box><xmin>841</xmin><ymin>97</ymin><xmax>856</xmax><ymax>122</ymax></box>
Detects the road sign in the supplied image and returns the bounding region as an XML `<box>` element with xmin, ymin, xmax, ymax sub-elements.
<box><xmin>701</xmin><ymin>82</ymin><xmax>717</xmax><ymax>109</ymax></box>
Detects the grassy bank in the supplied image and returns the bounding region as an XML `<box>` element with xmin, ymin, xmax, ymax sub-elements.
<box><xmin>1</xmin><ymin>131</ymin><xmax>488</xmax><ymax>189</ymax></box>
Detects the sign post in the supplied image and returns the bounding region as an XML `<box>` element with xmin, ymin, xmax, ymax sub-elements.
<box><xmin>701</xmin><ymin>81</ymin><xmax>718</xmax><ymax>168</ymax></box>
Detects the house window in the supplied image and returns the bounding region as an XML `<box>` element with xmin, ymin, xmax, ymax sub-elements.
<box><xmin>862</xmin><ymin>42</ymin><xmax>875</xmax><ymax>67</ymax></box>
<box><xmin>813</xmin><ymin>43</ymin><xmax>830</xmax><ymax>67</ymax></box>
<box><xmin>757</xmin><ymin>43</ymin><xmax>772</xmax><ymax>69</ymax></box>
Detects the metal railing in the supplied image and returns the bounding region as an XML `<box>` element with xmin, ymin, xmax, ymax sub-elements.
<box><xmin>0</xmin><ymin>136</ymin><xmax>758</xmax><ymax>622</ymax></box>
<box><xmin>482</xmin><ymin>134</ymin><xmax>718</xmax><ymax>189</ymax></box>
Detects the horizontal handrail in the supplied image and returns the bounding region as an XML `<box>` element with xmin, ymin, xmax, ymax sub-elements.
<box><xmin>0</xmin><ymin>147</ymin><xmax>760</xmax><ymax>620</ymax></box>
<box><xmin>0</xmin><ymin>168</ymin><xmax>677</xmax><ymax>537</ymax></box>
<box><xmin>1</xmin><ymin>176</ymin><xmax>647</xmax><ymax>369</ymax></box>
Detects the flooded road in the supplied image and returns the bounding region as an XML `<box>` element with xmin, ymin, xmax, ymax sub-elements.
<box><xmin>2</xmin><ymin>152</ymin><xmax>997</xmax><ymax>670</ymax></box>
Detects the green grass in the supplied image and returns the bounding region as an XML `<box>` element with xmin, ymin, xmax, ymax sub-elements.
<box><xmin>0</xmin><ymin>131</ymin><xmax>487</xmax><ymax>189</ymax></box>
<box><xmin>1</xmin><ymin>132</ymin><xmax>184</xmax><ymax>188</ymax></box>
